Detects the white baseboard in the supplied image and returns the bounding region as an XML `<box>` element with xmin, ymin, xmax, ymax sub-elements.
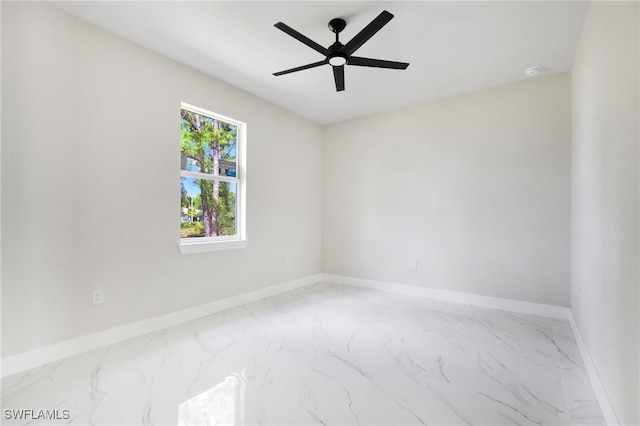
<box><xmin>321</xmin><ymin>273</ymin><xmax>572</xmax><ymax>319</ymax></box>
<box><xmin>1</xmin><ymin>274</ymin><xmax>322</xmax><ymax>378</ymax></box>
<box><xmin>568</xmin><ymin>319</ymin><xmax>620</xmax><ymax>426</ymax></box>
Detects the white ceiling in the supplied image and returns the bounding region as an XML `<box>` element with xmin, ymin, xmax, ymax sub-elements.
<box><xmin>51</xmin><ymin>1</ymin><xmax>588</xmax><ymax>125</ymax></box>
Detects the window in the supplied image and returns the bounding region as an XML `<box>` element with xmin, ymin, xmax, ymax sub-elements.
<box><xmin>179</xmin><ymin>103</ymin><xmax>246</xmax><ymax>254</ymax></box>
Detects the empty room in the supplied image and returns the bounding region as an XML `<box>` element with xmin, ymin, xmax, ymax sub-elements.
<box><xmin>1</xmin><ymin>1</ymin><xmax>638</xmax><ymax>425</ymax></box>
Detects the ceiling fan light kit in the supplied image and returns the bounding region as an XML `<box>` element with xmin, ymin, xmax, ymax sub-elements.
<box><xmin>328</xmin><ymin>55</ymin><xmax>347</xmax><ymax>67</ymax></box>
<box><xmin>273</xmin><ymin>10</ymin><xmax>410</xmax><ymax>92</ymax></box>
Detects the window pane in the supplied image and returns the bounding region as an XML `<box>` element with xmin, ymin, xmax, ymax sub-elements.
<box><xmin>217</xmin><ymin>181</ymin><xmax>237</xmax><ymax>236</ymax></box>
<box><xmin>180</xmin><ymin>177</ymin><xmax>237</xmax><ymax>238</ymax></box>
<box><xmin>181</xmin><ymin>110</ymin><xmax>238</xmax><ymax>177</ymax></box>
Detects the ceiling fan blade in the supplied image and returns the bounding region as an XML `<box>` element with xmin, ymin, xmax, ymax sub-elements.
<box><xmin>274</xmin><ymin>22</ymin><xmax>330</xmax><ymax>57</ymax></box>
<box><xmin>273</xmin><ymin>60</ymin><xmax>328</xmax><ymax>76</ymax></box>
<box><xmin>340</xmin><ymin>10</ymin><xmax>394</xmax><ymax>56</ymax></box>
<box><xmin>348</xmin><ymin>56</ymin><xmax>409</xmax><ymax>70</ymax></box>
<box><xmin>333</xmin><ymin>66</ymin><xmax>345</xmax><ymax>92</ymax></box>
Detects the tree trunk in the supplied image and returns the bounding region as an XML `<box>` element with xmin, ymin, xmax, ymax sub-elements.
<box><xmin>211</xmin><ymin>120</ymin><xmax>221</xmax><ymax>236</ymax></box>
<box><xmin>183</xmin><ymin>111</ymin><xmax>215</xmax><ymax>237</ymax></box>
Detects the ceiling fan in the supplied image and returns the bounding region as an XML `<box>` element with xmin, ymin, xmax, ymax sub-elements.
<box><xmin>273</xmin><ymin>10</ymin><xmax>410</xmax><ymax>92</ymax></box>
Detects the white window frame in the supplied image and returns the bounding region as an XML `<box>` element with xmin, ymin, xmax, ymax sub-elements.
<box><xmin>178</xmin><ymin>102</ymin><xmax>247</xmax><ymax>254</ymax></box>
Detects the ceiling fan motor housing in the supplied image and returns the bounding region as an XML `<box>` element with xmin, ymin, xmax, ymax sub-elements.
<box><xmin>328</xmin><ymin>38</ymin><xmax>348</xmax><ymax>66</ymax></box>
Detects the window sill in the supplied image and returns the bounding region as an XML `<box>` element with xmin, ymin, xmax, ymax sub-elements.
<box><xmin>178</xmin><ymin>238</ymin><xmax>248</xmax><ymax>255</ymax></box>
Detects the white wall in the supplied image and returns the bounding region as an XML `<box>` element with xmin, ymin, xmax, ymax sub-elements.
<box><xmin>571</xmin><ymin>2</ymin><xmax>639</xmax><ymax>424</ymax></box>
<box><xmin>5</xmin><ymin>13</ymin><xmax>638</xmax><ymax>425</ymax></box>
<box><xmin>323</xmin><ymin>73</ymin><xmax>572</xmax><ymax>306</ymax></box>
<box><xmin>1</xmin><ymin>2</ymin><xmax>323</xmax><ymax>357</ymax></box>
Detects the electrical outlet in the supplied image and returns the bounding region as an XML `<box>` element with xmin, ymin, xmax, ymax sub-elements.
<box><xmin>92</xmin><ymin>289</ymin><xmax>104</xmax><ymax>305</ymax></box>
<box><xmin>409</xmin><ymin>260</ymin><xmax>418</xmax><ymax>270</ymax></box>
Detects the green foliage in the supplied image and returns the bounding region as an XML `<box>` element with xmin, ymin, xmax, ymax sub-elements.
<box><xmin>216</xmin><ymin>182</ymin><xmax>236</xmax><ymax>236</ymax></box>
<box><xmin>181</xmin><ymin>112</ymin><xmax>237</xmax><ymax>174</ymax></box>
<box><xmin>180</xmin><ymin>221</ymin><xmax>204</xmax><ymax>238</ymax></box>
<box><xmin>180</xmin><ymin>109</ymin><xmax>238</xmax><ymax>237</ymax></box>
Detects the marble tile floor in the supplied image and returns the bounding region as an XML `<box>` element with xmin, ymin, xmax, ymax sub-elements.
<box><xmin>1</xmin><ymin>282</ymin><xmax>605</xmax><ymax>426</ymax></box>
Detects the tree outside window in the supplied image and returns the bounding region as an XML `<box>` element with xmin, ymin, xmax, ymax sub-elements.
<box><xmin>180</xmin><ymin>105</ymin><xmax>242</xmax><ymax>240</ymax></box>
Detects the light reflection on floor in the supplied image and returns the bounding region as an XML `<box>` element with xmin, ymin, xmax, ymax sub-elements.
<box><xmin>178</xmin><ymin>370</ymin><xmax>246</xmax><ymax>426</ymax></box>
